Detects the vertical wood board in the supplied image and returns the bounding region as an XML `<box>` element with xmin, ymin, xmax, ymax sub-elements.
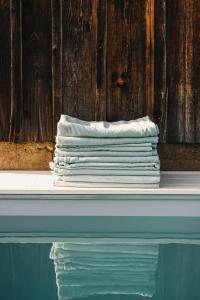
<box><xmin>0</xmin><ymin>0</ymin><xmax>11</xmax><ymax>140</ymax></box>
<box><xmin>106</xmin><ymin>0</ymin><xmax>147</xmax><ymax>121</ymax></box>
<box><xmin>21</xmin><ymin>0</ymin><xmax>53</xmax><ymax>141</ymax></box>
<box><xmin>61</xmin><ymin>0</ymin><xmax>97</xmax><ymax>120</ymax></box>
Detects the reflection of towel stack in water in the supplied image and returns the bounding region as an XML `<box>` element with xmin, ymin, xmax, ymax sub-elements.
<box><xmin>52</xmin><ymin>115</ymin><xmax>160</xmax><ymax>188</ymax></box>
<box><xmin>50</xmin><ymin>240</ymin><xmax>159</xmax><ymax>299</ymax></box>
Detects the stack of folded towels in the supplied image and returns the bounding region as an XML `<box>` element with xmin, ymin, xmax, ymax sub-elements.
<box><xmin>50</xmin><ymin>240</ymin><xmax>159</xmax><ymax>299</ymax></box>
<box><xmin>52</xmin><ymin>115</ymin><xmax>160</xmax><ymax>188</ymax></box>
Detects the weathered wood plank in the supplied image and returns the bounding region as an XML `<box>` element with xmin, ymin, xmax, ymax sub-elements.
<box><xmin>0</xmin><ymin>0</ymin><xmax>11</xmax><ymax>140</ymax></box>
<box><xmin>62</xmin><ymin>0</ymin><xmax>97</xmax><ymax>120</ymax></box>
<box><xmin>52</xmin><ymin>0</ymin><xmax>62</xmax><ymax>137</ymax></box>
<box><xmin>184</xmin><ymin>0</ymin><xmax>195</xmax><ymax>143</ymax></box>
<box><xmin>95</xmin><ymin>0</ymin><xmax>107</xmax><ymax>120</ymax></box>
<box><xmin>158</xmin><ymin>144</ymin><xmax>200</xmax><ymax>171</ymax></box>
<box><xmin>165</xmin><ymin>0</ymin><xmax>186</xmax><ymax>143</ymax></box>
<box><xmin>21</xmin><ymin>0</ymin><xmax>53</xmax><ymax>141</ymax></box>
<box><xmin>154</xmin><ymin>0</ymin><xmax>167</xmax><ymax>142</ymax></box>
<box><xmin>146</xmin><ymin>0</ymin><xmax>154</xmax><ymax>117</ymax></box>
<box><xmin>193</xmin><ymin>0</ymin><xmax>200</xmax><ymax>142</ymax></box>
<box><xmin>106</xmin><ymin>0</ymin><xmax>146</xmax><ymax>121</ymax></box>
<box><xmin>156</xmin><ymin>0</ymin><xmax>200</xmax><ymax>143</ymax></box>
<box><xmin>9</xmin><ymin>0</ymin><xmax>23</xmax><ymax>142</ymax></box>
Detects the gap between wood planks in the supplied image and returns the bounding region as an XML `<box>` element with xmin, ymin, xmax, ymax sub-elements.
<box><xmin>0</xmin><ymin>142</ymin><xmax>200</xmax><ymax>171</ymax></box>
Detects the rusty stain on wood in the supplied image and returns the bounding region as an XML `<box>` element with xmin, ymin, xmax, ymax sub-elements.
<box><xmin>146</xmin><ymin>0</ymin><xmax>154</xmax><ymax>118</ymax></box>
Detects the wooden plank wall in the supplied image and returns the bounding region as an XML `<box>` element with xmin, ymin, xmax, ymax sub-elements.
<box><xmin>0</xmin><ymin>0</ymin><xmax>200</xmax><ymax>169</ymax></box>
<box><xmin>155</xmin><ymin>0</ymin><xmax>200</xmax><ymax>143</ymax></box>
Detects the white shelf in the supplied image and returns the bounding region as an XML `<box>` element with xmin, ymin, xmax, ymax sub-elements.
<box><xmin>0</xmin><ymin>171</ymin><xmax>200</xmax><ymax>240</ymax></box>
<box><xmin>0</xmin><ymin>171</ymin><xmax>200</xmax><ymax>195</ymax></box>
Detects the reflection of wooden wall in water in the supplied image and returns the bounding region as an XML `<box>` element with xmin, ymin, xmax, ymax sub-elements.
<box><xmin>0</xmin><ymin>0</ymin><xmax>200</xmax><ymax>169</ymax></box>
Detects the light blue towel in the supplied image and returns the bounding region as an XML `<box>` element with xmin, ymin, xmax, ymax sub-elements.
<box><xmin>53</xmin><ymin>180</ymin><xmax>160</xmax><ymax>188</ymax></box>
<box><xmin>55</xmin><ymin>149</ymin><xmax>158</xmax><ymax>157</ymax></box>
<box><xmin>53</xmin><ymin>167</ymin><xmax>160</xmax><ymax>176</ymax></box>
<box><xmin>53</xmin><ymin>115</ymin><xmax>160</xmax><ymax>188</ymax></box>
<box><xmin>56</xmin><ymin>136</ymin><xmax>159</xmax><ymax>147</ymax></box>
<box><xmin>50</xmin><ymin>240</ymin><xmax>159</xmax><ymax>299</ymax></box>
<box><xmin>54</xmin><ymin>155</ymin><xmax>159</xmax><ymax>164</ymax></box>
<box><xmin>55</xmin><ymin>162</ymin><xmax>160</xmax><ymax>170</ymax></box>
<box><xmin>57</xmin><ymin>115</ymin><xmax>159</xmax><ymax>138</ymax></box>
<box><xmin>54</xmin><ymin>174</ymin><xmax>160</xmax><ymax>184</ymax></box>
<box><xmin>56</xmin><ymin>143</ymin><xmax>154</xmax><ymax>152</ymax></box>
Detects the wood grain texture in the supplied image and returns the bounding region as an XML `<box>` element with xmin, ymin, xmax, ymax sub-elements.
<box><xmin>158</xmin><ymin>144</ymin><xmax>200</xmax><ymax>171</ymax></box>
<box><xmin>52</xmin><ymin>0</ymin><xmax>63</xmax><ymax>136</ymax></box>
<box><xmin>146</xmin><ymin>0</ymin><xmax>154</xmax><ymax>117</ymax></box>
<box><xmin>62</xmin><ymin>0</ymin><xmax>97</xmax><ymax>120</ymax></box>
<box><xmin>193</xmin><ymin>0</ymin><xmax>200</xmax><ymax>142</ymax></box>
<box><xmin>0</xmin><ymin>0</ymin><xmax>200</xmax><ymax>146</ymax></box>
<box><xmin>95</xmin><ymin>0</ymin><xmax>107</xmax><ymax>120</ymax></box>
<box><xmin>154</xmin><ymin>0</ymin><xmax>167</xmax><ymax>142</ymax></box>
<box><xmin>165</xmin><ymin>0</ymin><xmax>186</xmax><ymax>143</ymax></box>
<box><xmin>9</xmin><ymin>0</ymin><xmax>23</xmax><ymax>142</ymax></box>
<box><xmin>184</xmin><ymin>0</ymin><xmax>195</xmax><ymax>143</ymax></box>
<box><xmin>106</xmin><ymin>0</ymin><xmax>146</xmax><ymax>121</ymax></box>
<box><xmin>0</xmin><ymin>0</ymin><xmax>11</xmax><ymax>140</ymax></box>
<box><xmin>22</xmin><ymin>0</ymin><xmax>53</xmax><ymax>141</ymax></box>
<box><xmin>157</xmin><ymin>0</ymin><xmax>200</xmax><ymax>143</ymax></box>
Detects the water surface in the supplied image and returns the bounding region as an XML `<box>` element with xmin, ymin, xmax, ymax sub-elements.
<box><xmin>0</xmin><ymin>241</ymin><xmax>200</xmax><ymax>300</ymax></box>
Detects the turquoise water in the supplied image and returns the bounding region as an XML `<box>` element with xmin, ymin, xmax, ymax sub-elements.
<box><xmin>0</xmin><ymin>241</ymin><xmax>200</xmax><ymax>300</ymax></box>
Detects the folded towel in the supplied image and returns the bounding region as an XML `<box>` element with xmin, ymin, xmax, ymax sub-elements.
<box><xmin>53</xmin><ymin>167</ymin><xmax>160</xmax><ymax>176</ymax></box>
<box><xmin>56</xmin><ymin>136</ymin><xmax>159</xmax><ymax>147</ymax></box>
<box><xmin>54</xmin><ymin>174</ymin><xmax>160</xmax><ymax>184</ymax></box>
<box><xmin>56</xmin><ymin>143</ymin><xmax>154</xmax><ymax>152</ymax></box>
<box><xmin>55</xmin><ymin>149</ymin><xmax>158</xmax><ymax>157</ymax></box>
<box><xmin>57</xmin><ymin>115</ymin><xmax>159</xmax><ymax>138</ymax></box>
<box><xmin>55</xmin><ymin>162</ymin><xmax>160</xmax><ymax>170</ymax></box>
<box><xmin>54</xmin><ymin>155</ymin><xmax>160</xmax><ymax>164</ymax></box>
<box><xmin>53</xmin><ymin>115</ymin><xmax>160</xmax><ymax>189</ymax></box>
<box><xmin>53</xmin><ymin>181</ymin><xmax>160</xmax><ymax>188</ymax></box>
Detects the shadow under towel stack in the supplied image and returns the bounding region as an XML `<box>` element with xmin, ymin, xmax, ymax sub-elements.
<box><xmin>53</xmin><ymin>115</ymin><xmax>160</xmax><ymax>188</ymax></box>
